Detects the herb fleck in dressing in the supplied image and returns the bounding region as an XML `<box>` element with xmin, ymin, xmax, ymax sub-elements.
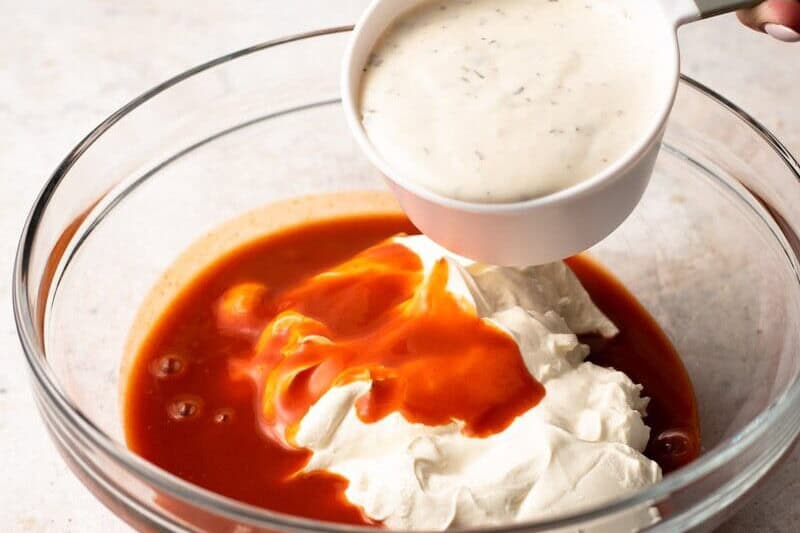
<box><xmin>360</xmin><ymin>0</ymin><xmax>671</xmax><ymax>203</ymax></box>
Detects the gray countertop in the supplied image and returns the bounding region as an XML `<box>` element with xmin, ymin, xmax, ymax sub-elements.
<box><xmin>0</xmin><ymin>1</ymin><xmax>797</xmax><ymax>531</ymax></box>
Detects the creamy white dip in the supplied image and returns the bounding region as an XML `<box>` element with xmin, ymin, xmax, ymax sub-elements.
<box><xmin>359</xmin><ymin>0</ymin><xmax>672</xmax><ymax>202</ymax></box>
<box><xmin>294</xmin><ymin>235</ymin><xmax>661</xmax><ymax>530</ymax></box>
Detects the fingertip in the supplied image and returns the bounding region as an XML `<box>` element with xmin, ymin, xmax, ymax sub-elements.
<box><xmin>736</xmin><ymin>9</ymin><xmax>759</xmax><ymax>31</ymax></box>
<box><xmin>738</xmin><ymin>0</ymin><xmax>800</xmax><ymax>36</ymax></box>
<box><xmin>764</xmin><ymin>22</ymin><xmax>800</xmax><ymax>42</ymax></box>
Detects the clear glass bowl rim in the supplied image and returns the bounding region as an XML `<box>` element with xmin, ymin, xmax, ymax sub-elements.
<box><xmin>12</xmin><ymin>25</ymin><xmax>800</xmax><ymax>532</ymax></box>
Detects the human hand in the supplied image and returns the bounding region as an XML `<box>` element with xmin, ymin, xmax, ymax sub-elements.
<box><xmin>738</xmin><ymin>0</ymin><xmax>800</xmax><ymax>42</ymax></box>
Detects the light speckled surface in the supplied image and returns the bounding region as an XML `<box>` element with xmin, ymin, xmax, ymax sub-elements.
<box><xmin>0</xmin><ymin>1</ymin><xmax>797</xmax><ymax>531</ymax></box>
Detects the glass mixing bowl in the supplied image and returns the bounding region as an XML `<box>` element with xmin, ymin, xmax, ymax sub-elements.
<box><xmin>13</xmin><ymin>27</ymin><xmax>800</xmax><ymax>533</ymax></box>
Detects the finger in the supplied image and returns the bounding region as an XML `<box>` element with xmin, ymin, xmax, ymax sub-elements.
<box><xmin>737</xmin><ymin>0</ymin><xmax>800</xmax><ymax>41</ymax></box>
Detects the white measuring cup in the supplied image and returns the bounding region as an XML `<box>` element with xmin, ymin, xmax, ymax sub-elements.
<box><xmin>342</xmin><ymin>0</ymin><xmax>761</xmax><ymax>266</ymax></box>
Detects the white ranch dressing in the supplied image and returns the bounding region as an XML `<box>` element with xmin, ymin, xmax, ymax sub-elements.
<box><xmin>359</xmin><ymin>0</ymin><xmax>672</xmax><ymax>203</ymax></box>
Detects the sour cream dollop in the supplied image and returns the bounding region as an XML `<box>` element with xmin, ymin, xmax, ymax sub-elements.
<box><xmin>288</xmin><ymin>236</ymin><xmax>660</xmax><ymax>529</ymax></box>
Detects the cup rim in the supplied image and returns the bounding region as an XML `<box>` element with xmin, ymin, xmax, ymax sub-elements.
<box><xmin>340</xmin><ymin>0</ymin><xmax>681</xmax><ymax>214</ymax></box>
<box><xmin>13</xmin><ymin>25</ymin><xmax>800</xmax><ymax>532</ymax></box>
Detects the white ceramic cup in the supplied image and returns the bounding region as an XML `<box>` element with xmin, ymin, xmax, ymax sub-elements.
<box><xmin>342</xmin><ymin>0</ymin><xmax>761</xmax><ymax>266</ymax></box>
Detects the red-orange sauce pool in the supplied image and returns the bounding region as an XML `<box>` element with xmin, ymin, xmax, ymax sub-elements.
<box><xmin>124</xmin><ymin>214</ymin><xmax>700</xmax><ymax>526</ymax></box>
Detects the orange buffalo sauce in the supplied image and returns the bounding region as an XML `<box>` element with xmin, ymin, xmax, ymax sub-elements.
<box><xmin>244</xmin><ymin>239</ymin><xmax>543</xmax><ymax>445</ymax></box>
<box><xmin>124</xmin><ymin>214</ymin><xmax>699</xmax><ymax>526</ymax></box>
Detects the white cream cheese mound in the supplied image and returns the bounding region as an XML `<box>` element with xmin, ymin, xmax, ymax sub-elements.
<box><xmin>293</xmin><ymin>235</ymin><xmax>661</xmax><ymax>530</ymax></box>
<box><xmin>359</xmin><ymin>0</ymin><xmax>673</xmax><ymax>202</ymax></box>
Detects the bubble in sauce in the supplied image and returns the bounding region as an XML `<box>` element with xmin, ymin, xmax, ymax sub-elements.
<box><xmin>168</xmin><ymin>396</ymin><xmax>203</xmax><ymax>420</ymax></box>
<box><xmin>213</xmin><ymin>408</ymin><xmax>235</xmax><ymax>425</ymax></box>
<box><xmin>150</xmin><ymin>354</ymin><xmax>187</xmax><ymax>379</ymax></box>
<box><xmin>654</xmin><ymin>429</ymin><xmax>693</xmax><ymax>459</ymax></box>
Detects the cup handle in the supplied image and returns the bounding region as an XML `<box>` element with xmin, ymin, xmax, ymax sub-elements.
<box><xmin>668</xmin><ymin>0</ymin><xmax>762</xmax><ymax>26</ymax></box>
<box><xmin>693</xmin><ymin>0</ymin><xmax>762</xmax><ymax>17</ymax></box>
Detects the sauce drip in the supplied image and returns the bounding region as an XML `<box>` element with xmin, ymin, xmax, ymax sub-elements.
<box><xmin>124</xmin><ymin>214</ymin><xmax>700</xmax><ymax>527</ymax></box>
<box><xmin>246</xmin><ymin>240</ymin><xmax>542</xmax><ymax>443</ymax></box>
